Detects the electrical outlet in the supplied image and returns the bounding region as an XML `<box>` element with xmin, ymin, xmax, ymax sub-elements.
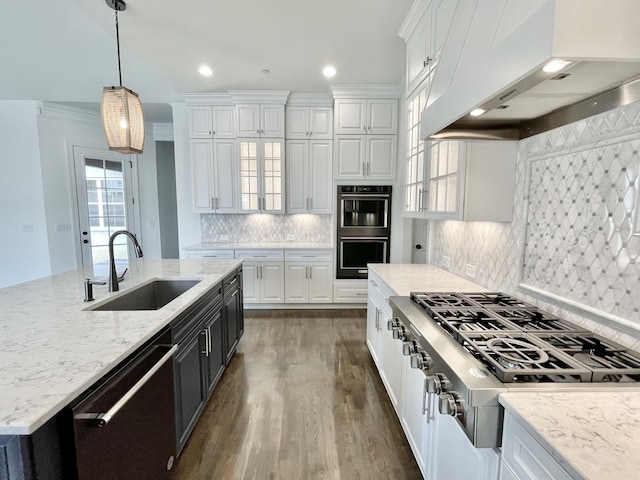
<box><xmin>22</xmin><ymin>224</ymin><xmax>34</xmax><ymax>232</ymax></box>
<box><xmin>286</xmin><ymin>234</ymin><xmax>295</xmax><ymax>241</ymax></box>
<box><xmin>442</xmin><ymin>255</ymin><xmax>451</xmax><ymax>268</ymax></box>
<box><xmin>148</xmin><ymin>220</ymin><xmax>156</xmax><ymax>228</ymax></box>
<box><xmin>219</xmin><ymin>234</ymin><xmax>229</xmax><ymax>242</ymax></box>
<box><xmin>55</xmin><ymin>223</ymin><xmax>71</xmax><ymax>232</ymax></box>
<box><xmin>465</xmin><ymin>264</ymin><xmax>477</xmax><ymax>279</ymax></box>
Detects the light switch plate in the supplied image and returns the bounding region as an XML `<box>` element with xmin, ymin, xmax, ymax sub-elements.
<box><xmin>442</xmin><ymin>255</ymin><xmax>451</xmax><ymax>268</ymax></box>
<box><xmin>286</xmin><ymin>234</ymin><xmax>295</xmax><ymax>241</ymax></box>
<box><xmin>219</xmin><ymin>234</ymin><xmax>229</xmax><ymax>242</ymax></box>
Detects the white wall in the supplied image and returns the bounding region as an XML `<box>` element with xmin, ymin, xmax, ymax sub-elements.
<box><xmin>0</xmin><ymin>101</ymin><xmax>51</xmax><ymax>287</ymax></box>
<box><xmin>136</xmin><ymin>126</ymin><xmax>162</xmax><ymax>259</ymax></box>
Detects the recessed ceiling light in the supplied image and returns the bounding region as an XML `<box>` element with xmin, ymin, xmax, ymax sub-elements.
<box><xmin>261</xmin><ymin>69</ymin><xmax>271</xmax><ymax>75</ymax></box>
<box><xmin>323</xmin><ymin>65</ymin><xmax>337</xmax><ymax>78</ymax></box>
<box><xmin>542</xmin><ymin>59</ymin><xmax>571</xmax><ymax>73</ymax></box>
<box><xmin>470</xmin><ymin>108</ymin><xmax>486</xmax><ymax>117</ymax></box>
<box><xmin>198</xmin><ymin>65</ymin><xmax>213</xmax><ymax>76</ymax></box>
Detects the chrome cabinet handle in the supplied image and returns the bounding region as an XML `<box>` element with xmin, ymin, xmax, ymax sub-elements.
<box><xmin>75</xmin><ymin>345</ymin><xmax>178</xmax><ymax>427</ymax></box>
<box><xmin>422</xmin><ymin>377</ymin><xmax>428</xmax><ymax>416</ymax></box>
<box><xmin>308</xmin><ymin>266</ymin><xmax>312</xmax><ymax>279</ymax></box>
<box><xmin>207</xmin><ymin>326</ymin><xmax>212</xmax><ymax>355</ymax></box>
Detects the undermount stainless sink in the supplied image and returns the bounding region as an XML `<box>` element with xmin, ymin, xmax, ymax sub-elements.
<box><xmin>89</xmin><ymin>279</ymin><xmax>201</xmax><ymax>311</ymax></box>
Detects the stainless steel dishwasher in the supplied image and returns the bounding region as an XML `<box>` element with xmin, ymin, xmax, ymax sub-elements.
<box><xmin>70</xmin><ymin>329</ymin><xmax>177</xmax><ymax>480</ymax></box>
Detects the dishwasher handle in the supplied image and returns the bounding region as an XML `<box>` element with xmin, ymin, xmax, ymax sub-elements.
<box><xmin>75</xmin><ymin>344</ymin><xmax>178</xmax><ymax>427</ymax></box>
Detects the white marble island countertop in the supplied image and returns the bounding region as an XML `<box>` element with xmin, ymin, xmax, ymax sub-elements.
<box><xmin>184</xmin><ymin>242</ymin><xmax>333</xmax><ymax>250</ymax></box>
<box><xmin>0</xmin><ymin>258</ymin><xmax>241</xmax><ymax>436</ymax></box>
<box><xmin>368</xmin><ymin>263</ymin><xmax>487</xmax><ymax>295</ymax></box>
<box><xmin>500</xmin><ymin>392</ymin><xmax>640</xmax><ymax>480</ymax></box>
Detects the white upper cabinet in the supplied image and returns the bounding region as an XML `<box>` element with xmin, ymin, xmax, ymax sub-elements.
<box><xmin>191</xmin><ymin>139</ymin><xmax>237</xmax><ymax>213</ymax></box>
<box><xmin>238</xmin><ymin>138</ymin><xmax>285</xmax><ymax>214</ymax></box>
<box><xmin>286</xmin><ymin>140</ymin><xmax>332</xmax><ymax>214</ymax></box>
<box><xmin>334</xmin><ymin>135</ymin><xmax>396</xmax><ymax>180</ymax></box>
<box><xmin>334</xmin><ymin>98</ymin><xmax>398</xmax><ymax>135</ymax></box>
<box><xmin>404</xmin><ymin>139</ymin><xmax>517</xmax><ymax>221</ymax></box>
<box><xmin>236</xmin><ymin>104</ymin><xmax>285</xmax><ymax>138</ymax></box>
<box><xmin>188</xmin><ymin>105</ymin><xmax>236</xmax><ymax>138</ymax></box>
<box><xmin>401</xmin><ymin>0</ymin><xmax>458</xmax><ymax>95</ymax></box>
<box><xmin>286</xmin><ymin>106</ymin><xmax>333</xmax><ymax>139</ymax></box>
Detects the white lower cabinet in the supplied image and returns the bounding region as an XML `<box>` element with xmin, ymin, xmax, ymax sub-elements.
<box><xmin>333</xmin><ymin>279</ymin><xmax>368</xmax><ymax>303</ymax></box>
<box><xmin>284</xmin><ymin>250</ymin><xmax>332</xmax><ymax>303</ymax></box>
<box><xmin>500</xmin><ymin>412</ymin><xmax>573</xmax><ymax>480</ymax></box>
<box><xmin>235</xmin><ymin>250</ymin><xmax>284</xmax><ymax>304</ymax></box>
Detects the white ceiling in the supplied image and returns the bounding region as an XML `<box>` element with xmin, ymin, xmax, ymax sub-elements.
<box><xmin>1</xmin><ymin>0</ymin><xmax>413</xmax><ymax>122</ymax></box>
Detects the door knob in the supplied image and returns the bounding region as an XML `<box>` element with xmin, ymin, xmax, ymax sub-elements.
<box><xmin>83</xmin><ymin>239</ymin><xmax>89</xmax><ymax>244</ymax></box>
<box><xmin>415</xmin><ymin>244</ymin><xmax>422</xmax><ymax>250</ymax></box>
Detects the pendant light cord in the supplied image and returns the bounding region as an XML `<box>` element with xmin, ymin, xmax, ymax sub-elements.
<box><xmin>115</xmin><ymin>8</ymin><xmax>122</xmax><ymax>87</ymax></box>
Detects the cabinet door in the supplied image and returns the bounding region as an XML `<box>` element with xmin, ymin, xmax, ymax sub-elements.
<box><xmin>286</xmin><ymin>107</ymin><xmax>309</xmax><ymax>139</ymax></box>
<box><xmin>286</xmin><ymin>140</ymin><xmax>308</xmax><ymax>213</ymax></box>
<box><xmin>239</xmin><ymin>140</ymin><xmax>260</xmax><ymax>212</ymax></box>
<box><xmin>284</xmin><ymin>262</ymin><xmax>309</xmax><ymax>303</ymax></box>
<box><xmin>308</xmin><ymin>262</ymin><xmax>332</xmax><ymax>303</ymax></box>
<box><xmin>174</xmin><ymin>327</ymin><xmax>206</xmax><ymax>451</ymax></box>
<box><xmin>308</xmin><ymin>140</ymin><xmax>332</xmax><ymax>213</ymax></box>
<box><xmin>367</xmin><ymin>136</ymin><xmax>397</xmax><ymax>179</ymax></box>
<box><xmin>204</xmin><ymin>308</ymin><xmax>225</xmax><ymax>398</ymax></box>
<box><xmin>236</xmin><ymin>104</ymin><xmax>260</xmax><ymax>137</ymax></box>
<box><xmin>432</xmin><ymin>0</ymin><xmax>457</xmax><ymax>69</ymax></box>
<box><xmin>191</xmin><ymin>140</ymin><xmax>214</xmax><ymax>212</ymax></box>
<box><xmin>212</xmin><ymin>140</ymin><xmax>237</xmax><ymax>212</ymax></box>
<box><xmin>261</xmin><ymin>139</ymin><xmax>285</xmax><ymax>213</ymax></box>
<box><xmin>367</xmin><ymin>99</ymin><xmax>398</xmax><ymax>134</ymax></box>
<box><xmin>335</xmin><ymin>136</ymin><xmax>365</xmax><ymax>178</ymax></box>
<box><xmin>406</xmin><ymin>5</ymin><xmax>433</xmax><ymax>92</ymax></box>
<box><xmin>189</xmin><ymin>106</ymin><xmax>213</xmax><ymax>138</ymax></box>
<box><xmin>366</xmin><ymin>296</ymin><xmax>381</xmax><ymax>366</ymax></box>
<box><xmin>309</xmin><ymin>107</ymin><xmax>333</xmax><ymax>139</ymax></box>
<box><xmin>212</xmin><ymin>106</ymin><xmax>236</xmax><ymax>138</ymax></box>
<box><xmin>400</xmin><ymin>355</ymin><xmax>429</xmax><ymax>473</ymax></box>
<box><xmin>224</xmin><ymin>289</ymin><xmax>240</xmax><ymax>363</ymax></box>
<box><xmin>261</xmin><ymin>105</ymin><xmax>285</xmax><ymax>137</ymax></box>
<box><xmin>241</xmin><ymin>262</ymin><xmax>260</xmax><ymax>303</ymax></box>
<box><xmin>334</xmin><ymin>99</ymin><xmax>366</xmax><ymax>134</ymax></box>
<box><xmin>261</xmin><ymin>262</ymin><xmax>285</xmax><ymax>303</ymax></box>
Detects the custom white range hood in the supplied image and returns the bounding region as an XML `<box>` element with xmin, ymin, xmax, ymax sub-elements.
<box><xmin>422</xmin><ymin>0</ymin><xmax>640</xmax><ymax>140</ymax></box>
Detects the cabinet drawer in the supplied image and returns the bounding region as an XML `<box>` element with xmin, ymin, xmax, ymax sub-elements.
<box><xmin>285</xmin><ymin>250</ymin><xmax>332</xmax><ymax>261</ymax></box>
<box><xmin>171</xmin><ymin>285</ymin><xmax>223</xmax><ymax>344</ymax></box>
<box><xmin>334</xmin><ymin>280</ymin><xmax>368</xmax><ymax>303</ymax></box>
<box><xmin>186</xmin><ymin>250</ymin><xmax>234</xmax><ymax>259</ymax></box>
<box><xmin>501</xmin><ymin>413</ymin><xmax>573</xmax><ymax>480</ymax></box>
<box><xmin>235</xmin><ymin>250</ymin><xmax>285</xmax><ymax>261</ymax></box>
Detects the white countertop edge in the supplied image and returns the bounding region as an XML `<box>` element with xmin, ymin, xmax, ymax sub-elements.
<box><xmin>183</xmin><ymin>242</ymin><xmax>334</xmax><ymax>251</ymax></box>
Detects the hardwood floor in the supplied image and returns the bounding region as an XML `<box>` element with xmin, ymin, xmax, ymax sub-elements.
<box><xmin>171</xmin><ymin>309</ymin><xmax>422</xmax><ymax>480</ymax></box>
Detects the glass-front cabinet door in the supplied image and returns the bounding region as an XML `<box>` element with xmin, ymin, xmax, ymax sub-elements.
<box><xmin>239</xmin><ymin>139</ymin><xmax>284</xmax><ymax>213</ymax></box>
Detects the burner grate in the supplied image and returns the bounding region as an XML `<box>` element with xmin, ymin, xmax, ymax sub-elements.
<box><xmin>429</xmin><ymin>307</ymin><xmax>521</xmax><ymax>340</ymax></box>
<box><xmin>461</xmin><ymin>292</ymin><xmax>536</xmax><ymax>308</ymax></box>
<box><xmin>489</xmin><ymin>308</ymin><xmax>586</xmax><ymax>333</ymax></box>
<box><xmin>410</xmin><ymin>292</ymin><xmax>477</xmax><ymax>314</ymax></box>
<box><xmin>459</xmin><ymin>332</ymin><xmax>592</xmax><ymax>383</ymax></box>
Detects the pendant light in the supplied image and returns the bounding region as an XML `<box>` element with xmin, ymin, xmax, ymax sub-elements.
<box><xmin>101</xmin><ymin>0</ymin><xmax>145</xmax><ymax>154</ymax></box>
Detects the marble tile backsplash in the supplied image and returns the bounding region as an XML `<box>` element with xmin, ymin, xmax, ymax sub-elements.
<box><xmin>201</xmin><ymin>214</ymin><xmax>332</xmax><ymax>243</ymax></box>
<box><xmin>430</xmin><ymin>100</ymin><xmax>640</xmax><ymax>347</ymax></box>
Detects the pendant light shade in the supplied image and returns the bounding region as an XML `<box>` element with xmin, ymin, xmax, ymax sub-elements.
<box><xmin>101</xmin><ymin>86</ymin><xmax>144</xmax><ymax>154</ymax></box>
<box><xmin>102</xmin><ymin>0</ymin><xmax>145</xmax><ymax>154</ymax></box>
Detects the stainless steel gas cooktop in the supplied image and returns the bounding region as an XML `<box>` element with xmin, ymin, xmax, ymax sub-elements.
<box><xmin>389</xmin><ymin>292</ymin><xmax>640</xmax><ymax>448</ymax></box>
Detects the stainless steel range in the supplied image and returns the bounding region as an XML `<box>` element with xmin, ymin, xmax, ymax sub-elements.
<box><xmin>389</xmin><ymin>292</ymin><xmax>640</xmax><ymax>448</ymax></box>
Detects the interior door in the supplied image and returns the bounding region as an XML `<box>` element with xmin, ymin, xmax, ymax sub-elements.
<box><xmin>73</xmin><ymin>146</ymin><xmax>137</xmax><ymax>278</ymax></box>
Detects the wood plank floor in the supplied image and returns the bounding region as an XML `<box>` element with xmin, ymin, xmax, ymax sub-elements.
<box><xmin>171</xmin><ymin>309</ymin><xmax>422</xmax><ymax>480</ymax></box>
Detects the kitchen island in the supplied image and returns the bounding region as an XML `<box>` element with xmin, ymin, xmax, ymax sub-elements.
<box><xmin>0</xmin><ymin>258</ymin><xmax>242</xmax><ymax>479</ymax></box>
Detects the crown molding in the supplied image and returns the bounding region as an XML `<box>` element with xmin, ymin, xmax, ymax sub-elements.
<box><xmin>182</xmin><ymin>92</ymin><xmax>234</xmax><ymax>105</ymax></box>
<box><xmin>37</xmin><ymin>102</ymin><xmax>102</xmax><ymax>126</ymax></box>
<box><xmin>398</xmin><ymin>0</ymin><xmax>430</xmax><ymax>40</ymax></box>
<box><xmin>285</xmin><ymin>93</ymin><xmax>333</xmax><ymax>107</ymax></box>
<box><xmin>228</xmin><ymin>90</ymin><xmax>291</xmax><ymax>104</ymax></box>
<box><xmin>330</xmin><ymin>84</ymin><xmax>402</xmax><ymax>99</ymax></box>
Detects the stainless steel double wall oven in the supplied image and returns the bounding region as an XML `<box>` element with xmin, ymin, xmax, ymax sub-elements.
<box><xmin>336</xmin><ymin>185</ymin><xmax>392</xmax><ymax>279</ymax></box>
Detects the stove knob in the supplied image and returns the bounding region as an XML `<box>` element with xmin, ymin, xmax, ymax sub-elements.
<box><xmin>410</xmin><ymin>351</ymin><xmax>433</xmax><ymax>371</ymax></box>
<box><xmin>386</xmin><ymin>319</ymin><xmax>396</xmax><ymax>331</ymax></box>
<box><xmin>426</xmin><ymin>373</ymin><xmax>450</xmax><ymax>395</ymax></box>
<box><xmin>438</xmin><ymin>392</ymin><xmax>463</xmax><ymax>417</ymax></box>
<box><xmin>402</xmin><ymin>341</ymin><xmax>418</xmax><ymax>356</ymax></box>
<box><xmin>392</xmin><ymin>325</ymin><xmax>406</xmax><ymax>340</ymax></box>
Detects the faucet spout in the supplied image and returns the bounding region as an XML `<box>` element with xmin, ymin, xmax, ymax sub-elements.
<box><xmin>108</xmin><ymin>230</ymin><xmax>143</xmax><ymax>292</ymax></box>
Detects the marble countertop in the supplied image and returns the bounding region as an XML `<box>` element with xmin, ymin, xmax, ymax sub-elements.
<box><xmin>0</xmin><ymin>258</ymin><xmax>241</xmax><ymax>435</ymax></box>
<box><xmin>500</xmin><ymin>392</ymin><xmax>640</xmax><ymax>480</ymax></box>
<box><xmin>368</xmin><ymin>263</ymin><xmax>487</xmax><ymax>296</ymax></box>
<box><xmin>184</xmin><ymin>242</ymin><xmax>333</xmax><ymax>250</ymax></box>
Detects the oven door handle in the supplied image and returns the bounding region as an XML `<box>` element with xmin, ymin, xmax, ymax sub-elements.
<box><xmin>339</xmin><ymin>236</ymin><xmax>389</xmax><ymax>241</ymax></box>
<box><xmin>339</xmin><ymin>194</ymin><xmax>390</xmax><ymax>199</ymax></box>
